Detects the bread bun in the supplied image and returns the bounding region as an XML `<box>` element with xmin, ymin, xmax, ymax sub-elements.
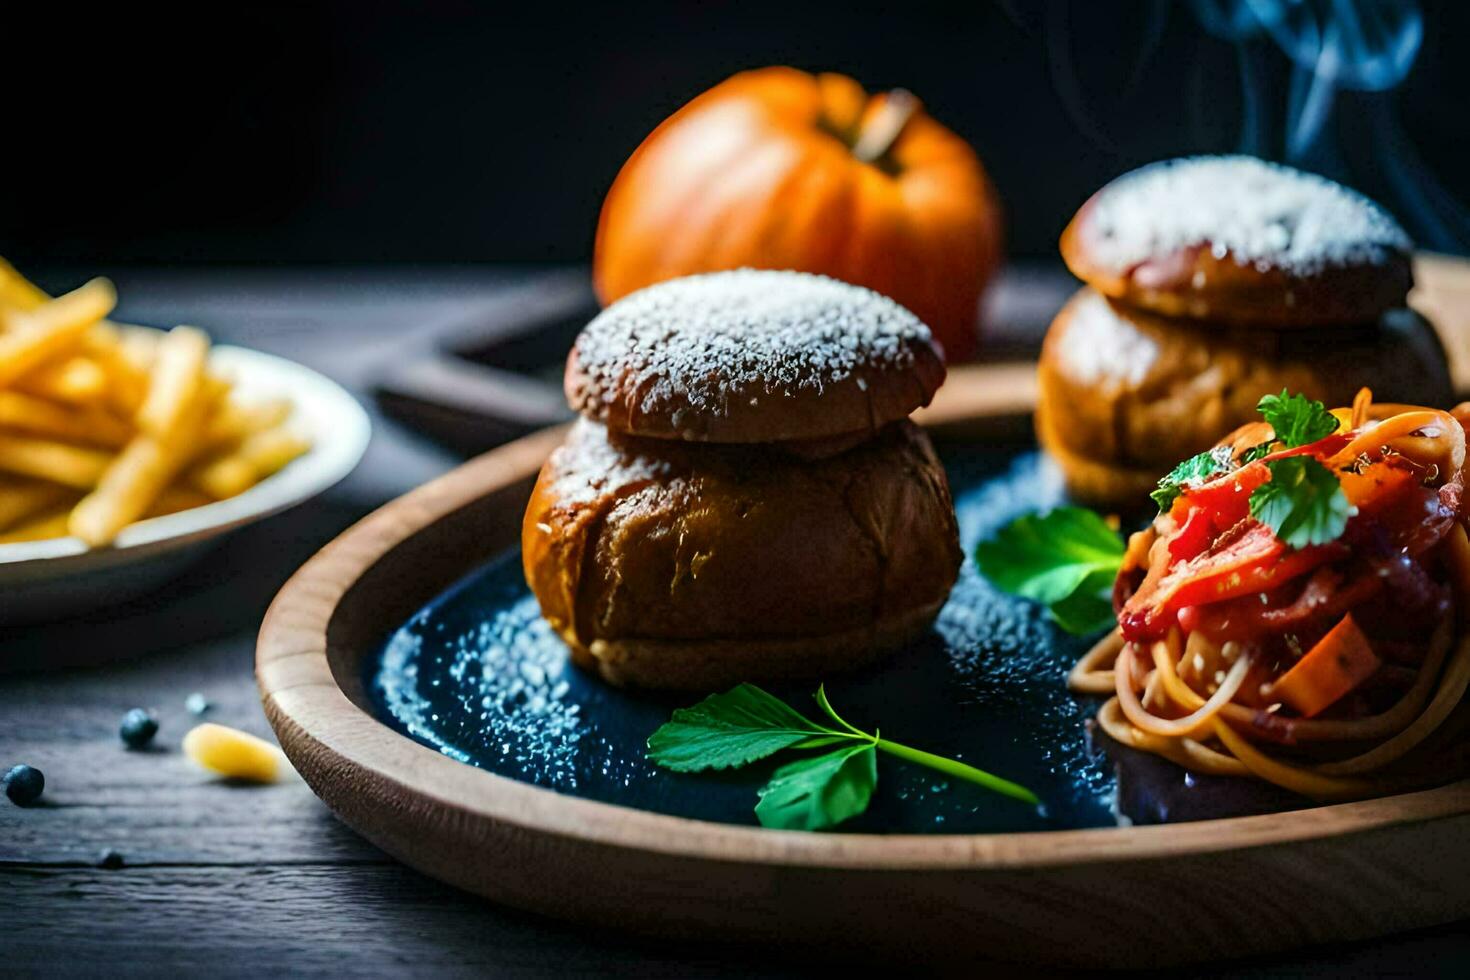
<box><xmin>565</xmin><ymin>269</ymin><xmax>945</xmax><ymax>445</ymax></box>
<box><xmin>1037</xmin><ymin>288</ymin><xmax>1452</xmax><ymax>507</ymax></box>
<box><xmin>1061</xmin><ymin>156</ymin><xmax>1412</xmax><ymax>327</ymax></box>
<box><xmin>1035</xmin><ymin>397</ymin><xmax>1162</xmax><ymax>509</ymax></box>
<box><xmin>522</xmin><ymin>417</ymin><xmax>960</xmax><ymax>689</ymax></box>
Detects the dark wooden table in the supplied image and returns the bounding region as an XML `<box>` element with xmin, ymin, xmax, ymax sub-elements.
<box><xmin>4</xmin><ymin>267</ymin><xmax>1470</xmax><ymax>977</ymax></box>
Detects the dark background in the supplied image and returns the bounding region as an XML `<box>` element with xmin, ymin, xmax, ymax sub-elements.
<box><xmin>2</xmin><ymin>0</ymin><xmax>1466</xmax><ymax>267</ymax></box>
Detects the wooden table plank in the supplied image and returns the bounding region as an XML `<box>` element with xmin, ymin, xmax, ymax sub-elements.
<box><xmin>0</xmin><ymin>865</ymin><xmax>811</xmax><ymax>978</ymax></box>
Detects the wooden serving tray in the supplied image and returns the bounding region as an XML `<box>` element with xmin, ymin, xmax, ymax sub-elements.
<box><xmin>258</xmin><ymin>254</ymin><xmax>1470</xmax><ymax>968</ymax></box>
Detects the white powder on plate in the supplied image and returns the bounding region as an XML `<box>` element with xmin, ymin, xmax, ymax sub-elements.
<box><xmin>1080</xmin><ymin>156</ymin><xmax>1411</xmax><ymax>275</ymax></box>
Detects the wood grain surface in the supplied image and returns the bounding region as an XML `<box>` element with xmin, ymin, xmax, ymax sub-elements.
<box><xmin>257</xmin><ymin>254</ymin><xmax>1470</xmax><ymax>969</ymax></box>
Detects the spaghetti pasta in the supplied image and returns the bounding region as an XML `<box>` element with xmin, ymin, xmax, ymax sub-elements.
<box><xmin>1073</xmin><ymin>391</ymin><xmax>1470</xmax><ymax>800</ymax></box>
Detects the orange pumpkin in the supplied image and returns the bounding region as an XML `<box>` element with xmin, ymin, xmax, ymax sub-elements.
<box><xmin>593</xmin><ymin>67</ymin><xmax>1003</xmax><ymax>362</ymax></box>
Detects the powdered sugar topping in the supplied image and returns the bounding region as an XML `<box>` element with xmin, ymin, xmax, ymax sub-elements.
<box><xmin>573</xmin><ymin>270</ymin><xmax>933</xmax><ymax>418</ymax></box>
<box><xmin>1081</xmin><ymin>156</ymin><xmax>1411</xmax><ymax>275</ymax></box>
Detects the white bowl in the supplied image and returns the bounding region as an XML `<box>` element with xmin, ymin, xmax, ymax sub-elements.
<box><xmin>0</xmin><ymin>344</ymin><xmax>371</xmax><ymax>620</ymax></box>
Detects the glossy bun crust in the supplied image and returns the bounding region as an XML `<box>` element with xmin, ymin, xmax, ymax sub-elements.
<box><xmin>565</xmin><ymin>269</ymin><xmax>945</xmax><ymax>444</ymax></box>
<box><xmin>522</xmin><ymin>417</ymin><xmax>961</xmax><ymax>689</ymax></box>
<box><xmin>1038</xmin><ymin>288</ymin><xmax>1452</xmax><ymax>506</ymax></box>
<box><xmin>1061</xmin><ymin>156</ymin><xmax>1413</xmax><ymax>328</ymax></box>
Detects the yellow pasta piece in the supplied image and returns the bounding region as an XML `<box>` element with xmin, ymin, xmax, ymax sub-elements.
<box><xmin>0</xmin><ymin>279</ymin><xmax>116</xmax><ymax>386</ymax></box>
<box><xmin>182</xmin><ymin>723</ymin><xmax>290</xmax><ymax>783</ymax></box>
<box><xmin>0</xmin><ymin>433</ymin><xmax>111</xmax><ymax>488</ymax></box>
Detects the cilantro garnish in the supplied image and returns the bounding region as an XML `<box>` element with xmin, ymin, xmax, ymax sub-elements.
<box><xmin>974</xmin><ymin>507</ymin><xmax>1124</xmax><ymax>634</ymax></box>
<box><xmin>1257</xmin><ymin>389</ymin><xmax>1340</xmax><ymax>448</ymax></box>
<box><xmin>1150</xmin><ymin>445</ymin><xmax>1237</xmax><ymax>511</ymax></box>
<box><xmin>1248</xmin><ymin>455</ymin><xmax>1351</xmax><ymax>549</ymax></box>
<box><xmin>647</xmin><ymin>683</ymin><xmax>1038</xmax><ymax>831</ymax></box>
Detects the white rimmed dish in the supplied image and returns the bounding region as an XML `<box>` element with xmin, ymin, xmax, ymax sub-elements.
<box><xmin>0</xmin><ymin>344</ymin><xmax>371</xmax><ymax>621</ymax></box>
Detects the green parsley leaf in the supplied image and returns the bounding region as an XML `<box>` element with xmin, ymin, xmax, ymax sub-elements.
<box><xmin>1257</xmin><ymin>389</ymin><xmax>1340</xmax><ymax>448</ymax></box>
<box><xmin>974</xmin><ymin>507</ymin><xmax>1124</xmax><ymax>635</ymax></box>
<box><xmin>754</xmin><ymin>743</ymin><xmax>878</xmax><ymax>831</ymax></box>
<box><xmin>1150</xmin><ymin>445</ymin><xmax>1237</xmax><ymax>511</ymax></box>
<box><xmin>1047</xmin><ymin>567</ymin><xmax>1122</xmax><ymax>635</ymax></box>
<box><xmin>647</xmin><ymin>685</ymin><xmax>1040</xmax><ymax>830</ymax></box>
<box><xmin>646</xmin><ymin>683</ymin><xmax>834</xmax><ymax>772</ymax></box>
<box><xmin>1248</xmin><ymin>456</ymin><xmax>1352</xmax><ymax>549</ymax></box>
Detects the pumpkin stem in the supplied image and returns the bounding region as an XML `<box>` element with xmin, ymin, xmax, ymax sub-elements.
<box><xmin>851</xmin><ymin>89</ymin><xmax>919</xmax><ymax>166</ymax></box>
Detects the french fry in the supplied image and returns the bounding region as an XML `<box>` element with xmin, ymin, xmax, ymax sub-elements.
<box><xmin>190</xmin><ymin>427</ymin><xmax>309</xmax><ymax>500</ymax></box>
<box><xmin>0</xmin><ymin>479</ymin><xmax>72</xmax><ymax>532</ymax></box>
<box><xmin>146</xmin><ymin>484</ymin><xmax>214</xmax><ymax>518</ymax></box>
<box><xmin>0</xmin><ymin>278</ymin><xmax>116</xmax><ymax>385</ymax></box>
<box><xmin>0</xmin><ymin>432</ymin><xmax>112</xmax><ymax>488</ymax></box>
<box><xmin>0</xmin><ymin>258</ymin><xmax>313</xmax><ymax>547</ymax></box>
<box><xmin>0</xmin><ymin>390</ymin><xmax>131</xmax><ymax>447</ymax></box>
<box><xmin>135</xmin><ymin>325</ymin><xmax>208</xmax><ymax>438</ymax></box>
<box><xmin>68</xmin><ymin>386</ymin><xmax>209</xmax><ymax>546</ymax></box>
<box><xmin>12</xmin><ymin>356</ymin><xmax>110</xmax><ymax>404</ymax></box>
<box><xmin>0</xmin><ymin>262</ymin><xmax>149</xmax><ymax>405</ymax></box>
<box><xmin>0</xmin><ymin>256</ymin><xmax>48</xmax><ymax>313</ymax></box>
<box><xmin>117</xmin><ymin>325</ymin><xmax>163</xmax><ymax>373</ymax></box>
<box><xmin>84</xmin><ymin>323</ymin><xmax>151</xmax><ymax>415</ymax></box>
<box><xmin>202</xmin><ymin>396</ymin><xmax>293</xmax><ymax>451</ymax></box>
<box><xmin>0</xmin><ymin>507</ymin><xmax>74</xmax><ymax>544</ymax></box>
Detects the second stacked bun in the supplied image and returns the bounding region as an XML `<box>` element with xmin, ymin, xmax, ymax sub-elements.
<box><xmin>1038</xmin><ymin>156</ymin><xmax>1453</xmax><ymax>507</ymax></box>
<box><xmin>523</xmin><ymin>269</ymin><xmax>963</xmax><ymax>690</ymax></box>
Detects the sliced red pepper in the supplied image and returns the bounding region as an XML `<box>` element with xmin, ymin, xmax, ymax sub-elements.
<box><xmin>1169</xmin><ymin>460</ymin><xmax>1268</xmax><ymax>529</ymax></box>
<box><xmin>1177</xmin><ymin>565</ymin><xmax>1383</xmax><ymax>643</ymax></box>
<box><xmin>1121</xmin><ymin>522</ymin><xmax>1338</xmax><ymax>641</ymax></box>
<box><xmin>1167</xmin><ymin>505</ymin><xmax>1216</xmax><ymax>562</ymax></box>
<box><xmin>1168</xmin><ymin>434</ymin><xmax>1353</xmax><ymax>527</ymax></box>
<box><xmin>1122</xmin><ymin>430</ymin><xmax>1407</xmax><ymax>643</ymax></box>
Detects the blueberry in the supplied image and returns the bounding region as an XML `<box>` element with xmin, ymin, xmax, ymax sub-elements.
<box><xmin>3</xmin><ymin>764</ymin><xmax>44</xmax><ymax>806</ymax></box>
<box><xmin>96</xmin><ymin>848</ymin><xmax>125</xmax><ymax>869</ymax></box>
<box><xmin>120</xmin><ymin>708</ymin><xmax>159</xmax><ymax>749</ymax></box>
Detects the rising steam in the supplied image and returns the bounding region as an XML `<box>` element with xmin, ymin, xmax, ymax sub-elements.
<box><xmin>1028</xmin><ymin>0</ymin><xmax>1467</xmax><ymax>253</ymax></box>
<box><xmin>1190</xmin><ymin>0</ymin><xmax>1468</xmax><ymax>251</ymax></box>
